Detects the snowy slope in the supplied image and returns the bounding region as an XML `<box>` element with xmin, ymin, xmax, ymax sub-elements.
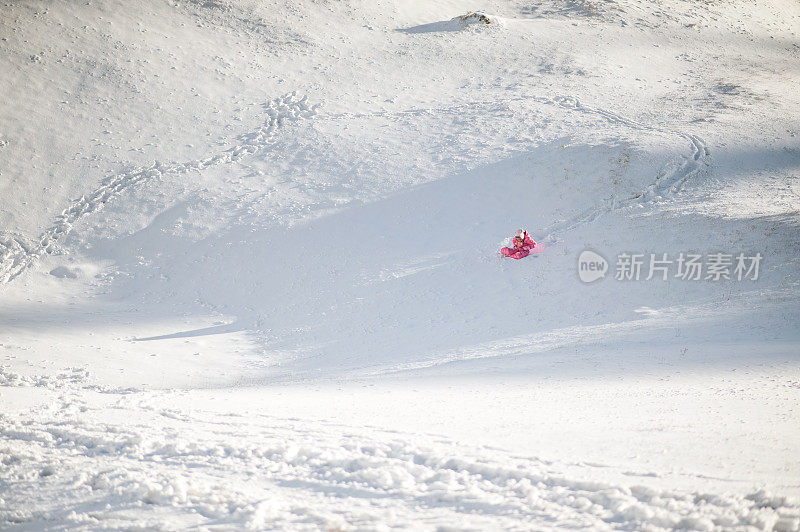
<box><xmin>1</xmin><ymin>0</ymin><xmax>799</xmax><ymax>529</ymax></box>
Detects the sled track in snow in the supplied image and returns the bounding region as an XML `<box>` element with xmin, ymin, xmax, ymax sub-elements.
<box><xmin>325</xmin><ymin>94</ymin><xmax>710</xmax><ymax>240</ymax></box>
<box><xmin>0</xmin><ymin>93</ymin><xmax>318</xmax><ymax>285</ymax></box>
<box><xmin>540</xmin><ymin>96</ymin><xmax>710</xmax><ymax>238</ymax></box>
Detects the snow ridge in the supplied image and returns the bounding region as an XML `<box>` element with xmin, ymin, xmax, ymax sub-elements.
<box><xmin>0</xmin><ymin>93</ymin><xmax>318</xmax><ymax>284</ymax></box>
<box><xmin>0</xmin><ymin>365</ymin><xmax>89</xmax><ymax>389</ymax></box>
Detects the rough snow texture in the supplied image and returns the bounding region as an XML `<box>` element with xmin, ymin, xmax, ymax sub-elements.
<box><xmin>2</xmin><ymin>374</ymin><xmax>799</xmax><ymax>531</ymax></box>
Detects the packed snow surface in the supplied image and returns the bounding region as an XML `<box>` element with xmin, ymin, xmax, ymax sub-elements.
<box><xmin>1</xmin><ymin>0</ymin><xmax>799</xmax><ymax>529</ymax></box>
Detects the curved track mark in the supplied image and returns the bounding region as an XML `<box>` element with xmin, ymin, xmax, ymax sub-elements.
<box><xmin>0</xmin><ymin>93</ymin><xmax>318</xmax><ymax>284</ymax></box>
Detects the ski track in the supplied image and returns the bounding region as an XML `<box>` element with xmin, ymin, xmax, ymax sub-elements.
<box><xmin>0</xmin><ymin>93</ymin><xmax>318</xmax><ymax>285</ymax></box>
<box><xmin>1</xmin><ymin>378</ymin><xmax>798</xmax><ymax>530</ymax></box>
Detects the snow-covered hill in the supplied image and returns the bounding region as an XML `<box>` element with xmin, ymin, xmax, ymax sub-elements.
<box><xmin>1</xmin><ymin>0</ymin><xmax>799</xmax><ymax>529</ymax></box>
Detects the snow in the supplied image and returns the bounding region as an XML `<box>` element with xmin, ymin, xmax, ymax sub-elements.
<box><xmin>1</xmin><ymin>0</ymin><xmax>800</xmax><ymax>529</ymax></box>
<box><xmin>2</xmin><ymin>376</ymin><xmax>799</xmax><ymax>530</ymax></box>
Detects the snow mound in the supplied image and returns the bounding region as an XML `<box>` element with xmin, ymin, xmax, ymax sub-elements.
<box><xmin>402</xmin><ymin>12</ymin><xmax>503</xmax><ymax>33</ymax></box>
<box><xmin>454</xmin><ymin>12</ymin><xmax>495</xmax><ymax>25</ymax></box>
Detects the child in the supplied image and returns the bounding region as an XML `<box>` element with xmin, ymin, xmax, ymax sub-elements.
<box><xmin>501</xmin><ymin>229</ymin><xmax>536</xmax><ymax>259</ymax></box>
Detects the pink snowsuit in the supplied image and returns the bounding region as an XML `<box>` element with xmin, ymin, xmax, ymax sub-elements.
<box><xmin>501</xmin><ymin>232</ymin><xmax>536</xmax><ymax>259</ymax></box>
